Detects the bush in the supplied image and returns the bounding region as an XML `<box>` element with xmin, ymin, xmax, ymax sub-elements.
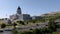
<box><xmin>17</xmin><ymin>21</ymin><xmax>25</xmax><ymax>25</ymax></box>
<box><xmin>52</xmin><ymin>32</ymin><xmax>57</xmax><ymax>34</ymax></box>
<box><xmin>18</xmin><ymin>28</ymin><xmax>55</xmax><ymax>34</ymax></box>
<box><xmin>33</xmin><ymin>28</ymin><xmax>42</xmax><ymax>34</ymax></box>
<box><xmin>23</xmin><ymin>31</ymin><xmax>33</xmax><ymax>34</ymax></box>
<box><xmin>12</xmin><ymin>27</ymin><xmax>18</xmax><ymax>34</ymax></box>
<box><xmin>48</xmin><ymin>19</ymin><xmax>57</xmax><ymax>32</ymax></box>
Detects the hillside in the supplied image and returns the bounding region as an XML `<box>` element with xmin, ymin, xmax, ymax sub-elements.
<box><xmin>26</xmin><ymin>12</ymin><xmax>60</xmax><ymax>23</ymax></box>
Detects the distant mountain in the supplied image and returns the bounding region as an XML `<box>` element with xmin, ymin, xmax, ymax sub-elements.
<box><xmin>41</xmin><ymin>12</ymin><xmax>60</xmax><ymax>17</ymax></box>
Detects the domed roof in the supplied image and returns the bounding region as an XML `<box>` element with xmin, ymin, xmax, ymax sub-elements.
<box><xmin>17</xmin><ymin>6</ymin><xmax>21</xmax><ymax>10</ymax></box>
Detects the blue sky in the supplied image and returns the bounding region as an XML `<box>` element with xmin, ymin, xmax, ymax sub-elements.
<box><xmin>0</xmin><ymin>0</ymin><xmax>60</xmax><ymax>18</ymax></box>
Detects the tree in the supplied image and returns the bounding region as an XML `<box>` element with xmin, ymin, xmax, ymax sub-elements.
<box><xmin>1</xmin><ymin>23</ymin><xmax>6</xmax><ymax>28</ymax></box>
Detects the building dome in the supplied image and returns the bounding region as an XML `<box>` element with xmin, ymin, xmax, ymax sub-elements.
<box><xmin>16</xmin><ymin>6</ymin><xmax>22</xmax><ymax>14</ymax></box>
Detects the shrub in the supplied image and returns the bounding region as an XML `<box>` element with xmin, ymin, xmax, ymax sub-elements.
<box><xmin>13</xmin><ymin>22</ymin><xmax>17</xmax><ymax>26</ymax></box>
<box><xmin>17</xmin><ymin>21</ymin><xmax>25</xmax><ymax>25</ymax></box>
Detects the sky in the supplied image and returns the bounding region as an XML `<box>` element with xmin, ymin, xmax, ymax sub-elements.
<box><xmin>0</xmin><ymin>0</ymin><xmax>60</xmax><ymax>18</ymax></box>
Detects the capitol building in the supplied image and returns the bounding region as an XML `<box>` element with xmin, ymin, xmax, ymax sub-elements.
<box><xmin>10</xmin><ymin>6</ymin><xmax>32</xmax><ymax>21</ymax></box>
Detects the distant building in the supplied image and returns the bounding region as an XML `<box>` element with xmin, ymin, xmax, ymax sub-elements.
<box><xmin>10</xmin><ymin>6</ymin><xmax>32</xmax><ymax>21</ymax></box>
<box><xmin>32</xmin><ymin>16</ymin><xmax>41</xmax><ymax>20</ymax></box>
